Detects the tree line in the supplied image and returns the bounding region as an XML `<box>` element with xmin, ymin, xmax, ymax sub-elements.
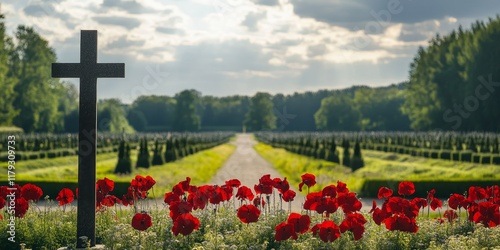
<box><xmin>1</xmin><ymin>12</ymin><xmax>499</xmax><ymax>133</ymax></box>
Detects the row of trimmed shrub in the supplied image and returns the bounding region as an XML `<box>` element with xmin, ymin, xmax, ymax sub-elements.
<box><xmin>0</xmin><ymin>147</ymin><xmax>118</xmax><ymax>162</ymax></box>
<box><xmin>360</xmin><ymin>179</ymin><xmax>500</xmax><ymax>198</ymax></box>
<box><xmin>254</xmin><ymin>132</ymin><xmax>365</xmax><ymax>171</ymax></box>
<box><xmin>362</xmin><ymin>143</ymin><xmax>500</xmax><ymax>165</ymax></box>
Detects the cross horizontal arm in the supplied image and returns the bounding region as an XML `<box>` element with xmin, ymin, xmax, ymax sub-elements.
<box><xmin>96</xmin><ymin>63</ymin><xmax>125</xmax><ymax>78</ymax></box>
<box><xmin>52</xmin><ymin>63</ymin><xmax>81</xmax><ymax>78</ymax></box>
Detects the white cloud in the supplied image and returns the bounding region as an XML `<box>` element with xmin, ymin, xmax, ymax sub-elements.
<box><xmin>2</xmin><ymin>0</ymin><xmax>498</xmax><ymax>102</ymax></box>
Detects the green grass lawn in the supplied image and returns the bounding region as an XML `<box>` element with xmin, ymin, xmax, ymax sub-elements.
<box><xmin>254</xmin><ymin>143</ymin><xmax>500</xmax><ymax>196</ymax></box>
<box><xmin>3</xmin><ymin>144</ymin><xmax>236</xmax><ymax>196</ymax></box>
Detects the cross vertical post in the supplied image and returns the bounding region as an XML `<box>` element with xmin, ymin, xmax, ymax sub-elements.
<box><xmin>52</xmin><ymin>30</ymin><xmax>125</xmax><ymax>248</ymax></box>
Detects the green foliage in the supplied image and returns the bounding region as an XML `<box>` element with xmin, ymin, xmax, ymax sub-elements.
<box><xmin>173</xmin><ymin>90</ymin><xmax>201</xmax><ymax>131</ymax></box>
<box><xmin>0</xmin><ymin>13</ymin><xmax>18</xmax><ymax>125</ymax></box>
<box><xmin>244</xmin><ymin>92</ymin><xmax>277</xmax><ymax>131</ymax></box>
<box><xmin>97</xmin><ymin>99</ymin><xmax>134</xmax><ymax>133</ymax></box>
<box><xmin>136</xmin><ymin>138</ymin><xmax>151</xmax><ymax>168</ymax></box>
<box><xmin>128</xmin><ymin>95</ymin><xmax>176</xmax><ymax>131</ymax></box>
<box><xmin>151</xmin><ymin>139</ymin><xmax>165</xmax><ymax>166</ymax></box>
<box><xmin>12</xmin><ymin>26</ymin><xmax>64</xmax><ymax>132</ymax></box>
<box><xmin>127</xmin><ymin>109</ymin><xmax>147</xmax><ymax>131</ymax></box>
<box><xmin>351</xmin><ymin>141</ymin><xmax>364</xmax><ymax>171</ymax></box>
<box><xmin>403</xmin><ymin>18</ymin><xmax>500</xmax><ymax>131</ymax></box>
<box><xmin>315</xmin><ymin>95</ymin><xmax>360</xmax><ymax>131</ymax></box>
<box><xmin>114</xmin><ymin>140</ymin><xmax>132</xmax><ymax>174</ymax></box>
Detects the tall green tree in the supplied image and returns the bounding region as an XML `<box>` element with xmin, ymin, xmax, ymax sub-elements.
<box><xmin>129</xmin><ymin>95</ymin><xmax>176</xmax><ymax>131</ymax></box>
<box><xmin>12</xmin><ymin>26</ymin><xmax>61</xmax><ymax>132</ymax></box>
<box><xmin>173</xmin><ymin>89</ymin><xmax>201</xmax><ymax>131</ymax></box>
<box><xmin>0</xmin><ymin>12</ymin><xmax>18</xmax><ymax>125</ymax></box>
<box><xmin>244</xmin><ymin>92</ymin><xmax>276</xmax><ymax>131</ymax></box>
<box><xmin>97</xmin><ymin>99</ymin><xmax>134</xmax><ymax>133</ymax></box>
<box><xmin>314</xmin><ymin>95</ymin><xmax>360</xmax><ymax>131</ymax></box>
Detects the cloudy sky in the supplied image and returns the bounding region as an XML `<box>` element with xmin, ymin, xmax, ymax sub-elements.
<box><xmin>3</xmin><ymin>0</ymin><xmax>500</xmax><ymax>103</ymax></box>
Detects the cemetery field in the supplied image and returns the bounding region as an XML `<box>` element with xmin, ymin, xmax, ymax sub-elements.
<box><xmin>0</xmin><ymin>143</ymin><xmax>236</xmax><ymax>197</ymax></box>
<box><xmin>255</xmin><ymin>142</ymin><xmax>500</xmax><ymax>198</ymax></box>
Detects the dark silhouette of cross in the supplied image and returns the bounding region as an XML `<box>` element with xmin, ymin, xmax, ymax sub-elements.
<box><xmin>52</xmin><ymin>30</ymin><xmax>124</xmax><ymax>248</ymax></box>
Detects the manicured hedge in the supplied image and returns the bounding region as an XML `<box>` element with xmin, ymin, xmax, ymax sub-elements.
<box><xmin>360</xmin><ymin>179</ymin><xmax>500</xmax><ymax>198</ymax></box>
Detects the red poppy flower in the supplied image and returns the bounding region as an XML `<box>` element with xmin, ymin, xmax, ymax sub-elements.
<box><xmin>386</xmin><ymin>197</ymin><xmax>419</xmax><ymax>218</ymax></box>
<box><xmin>14</xmin><ymin>197</ymin><xmax>29</xmax><ymax>218</ymax></box>
<box><xmin>443</xmin><ymin>209</ymin><xmax>458</xmax><ymax>223</ymax></box>
<box><xmin>310</xmin><ymin>197</ymin><xmax>338</xmax><ymax>216</ymax></box>
<box><xmin>178</xmin><ymin>177</ymin><xmax>191</xmax><ymax>193</ymax></box>
<box><xmin>471</xmin><ymin>201</ymin><xmax>500</xmax><ymax>227</ymax></box>
<box><xmin>132</xmin><ymin>213</ymin><xmax>152</xmax><ymax>231</ymax></box>
<box><xmin>169</xmin><ymin>201</ymin><xmax>193</xmax><ymax>220</ymax></box>
<box><xmin>172</xmin><ymin>213</ymin><xmax>200</xmax><ymax>236</ymax></box>
<box><xmin>131</xmin><ymin>175</ymin><xmax>156</xmax><ymax>195</ymax></box>
<box><xmin>221</xmin><ymin>185</ymin><xmax>234</xmax><ymax>201</ymax></box>
<box><xmin>225</xmin><ymin>179</ymin><xmax>241</xmax><ymax>188</ymax></box>
<box><xmin>411</xmin><ymin>197</ymin><xmax>428</xmax><ymax>209</ymax></box>
<box><xmin>188</xmin><ymin>192</ymin><xmax>209</xmax><ymax>210</ymax></box>
<box><xmin>253</xmin><ymin>197</ymin><xmax>265</xmax><ymax>208</ymax></box>
<box><xmin>21</xmin><ymin>183</ymin><xmax>43</xmax><ymax>202</ymax></box>
<box><xmin>384</xmin><ymin>214</ymin><xmax>418</xmax><ymax>233</ymax></box>
<box><xmin>286</xmin><ymin>213</ymin><xmax>310</xmax><ymax>234</ymax></box>
<box><xmin>322</xmin><ymin>185</ymin><xmax>337</xmax><ymax>198</ymax></box>
<box><xmin>101</xmin><ymin>195</ymin><xmax>121</xmax><ymax>207</ymax></box>
<box><xmin>97</xmin><ymin>178</ymin><xmax>114</xmax><ymax>195</ymax></box>
<box><xmin>56</xmin><ymin>188</ymin><xmax>74</xmax><ymax>206</ymax></box>
<box><xmin>340</xmin><ymin>212</ymin><xmax>367</xmax><ymax>240</ymax></box>
<box><xmin>427</xmin><ymin>189</ymin><xmax>436</xmax><ymax>200</ymax></box>
<box><xmin>377</xmin><ymin>187</ymin><xmax>393</xmax><ymax>199</ymax></box>
<box><xmin>237</xmin><ymin>204</ymin><xmax>261</xmax><ymax>223</ymax></box>
<box><xmin>312</xmin><ymin>220</ymin><xmax>341</xmax><ymax>242</ymax></box>
<box><xmin>164</xmin><ymin>192</ymin><xmax>180</xmax><ymax>205</ymax></box>
<box><xmin>275</xmin><ymin>222</ymin><xmax>297</xmax><ymax>241</ymax></box>
<box><xmin>0</xmin><ymin>185</ymin><xmax>9</xmax><ymax>198</ymax></box>
<box><xmin>259</xmin><ymin>174</ymin><xmax>274</xmax><ymax>186</ymax></box>
<box><xmin>337</xmin><ymin>192</ymin><xmax>362</xmax><ymax>214</ymax></box>
<box><xmin>335</xmin><ymin>181</ymin><xmax>349</xmax><ymax>194</ymax></box>
<box><xmin>0</xmin><ymin>197</ymin><xmax>5</xmax><ymax>210</ymax></box>
<box><xmin>209</xmin><ymin>186</ymin><xmax>229</xmax><ymax>204</ymax></box>
<box><xmin>298</xmin><ymin>173</ymin><xmax>316</xmax><ymax>192</ymax></box>
<box><xmin>371</xmin><ymin>206</ymin><xmax>388</xmax><ymax>225</ymax></box>
<box><xmin>468</xmin><ymin>186</ymin><xmax>489</xmax><ymax>202</ymax></box>
<box><xmin>282</xmin><ymin>190</ymin><xmax>296</xmax><ymax>202</ymax></box>
<box><xmin>303</xmin><ymin>192</ymin><xmax>322</xmax><ymax>210</ymax></box>
<box><xmin>448</xmin><ymin>194</ymin><xmax>465</xmax><ymax>210</ymax></box>
<box><xmin>254</xmin><ymin>184</ymin><xmax>273</xmax><ymax>195</ymax></box>
<box><xmin>273</xmin><ymin>177</ymin><xmax>290</xmax><ymax>193</ymax></box>
<box><xmin>430</xmin><ymin>197</ymin><xmax>442</xmax><ymax>211</ymax></box>
<box><xmin>398</xmin><ymin>181</ymin><xmax>415</xmax><ymax>196</ymax></box>
<box><xmin>236</xmin><ymin>186</ymin><xmax>254</xmax><ymax>201</ymax></box>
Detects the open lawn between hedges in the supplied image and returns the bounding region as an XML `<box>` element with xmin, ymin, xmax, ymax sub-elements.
<box><xmin>254</xmin><ymin>143</ymin><xmax>500</xmax><ymax>197</ymax></box>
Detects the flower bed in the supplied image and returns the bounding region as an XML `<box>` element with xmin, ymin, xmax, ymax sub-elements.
<box><xmin>1</xmin><ymin>173</ymin><xmax>499</xmax><ymax>249</ymax></box>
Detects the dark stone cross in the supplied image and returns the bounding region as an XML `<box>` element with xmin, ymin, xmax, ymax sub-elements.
<box><xmin>52</xmin><ymin>30</ymin><xmax>124</xmax><ymax>248</ymax></box>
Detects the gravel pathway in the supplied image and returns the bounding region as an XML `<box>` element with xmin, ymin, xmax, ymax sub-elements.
<box><xmin>209</xmin><ymin>133</ymin><xmax>306</xmax><ymax>212</ymax></box>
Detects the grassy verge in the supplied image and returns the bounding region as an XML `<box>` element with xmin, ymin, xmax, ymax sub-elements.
<box><xmin>6</xmin><ymin>144</ymin><xmax>236</xmax><ymax>197</ymax></box>
<box><xmin>254</xmin><ymin>143</ymin><xmax>500</xmax><ymax>196</ymax></box>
